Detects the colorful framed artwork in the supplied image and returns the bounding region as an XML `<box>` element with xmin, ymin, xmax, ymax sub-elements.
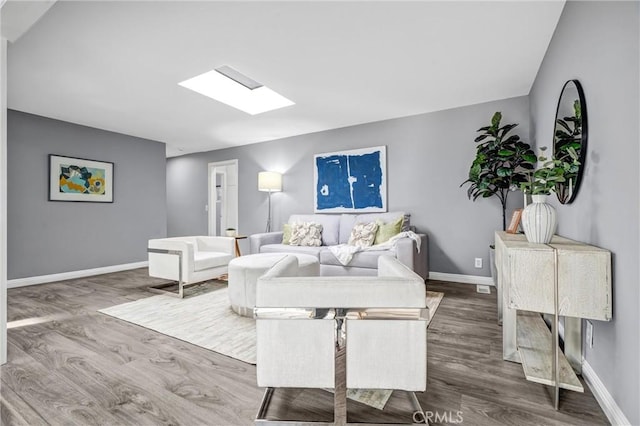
<box><xmin>314</xmin><ymin>146</ymin><xmax>387</xmax><ymax>213</ymax></box>
<box><xmin>49</xmin><ymin>154</ymin><xmax>114</xmax><ymax>203</ymax></box>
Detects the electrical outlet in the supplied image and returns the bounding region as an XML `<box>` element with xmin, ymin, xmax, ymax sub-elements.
<box><xmin>586</xmin><ymin>320</ymin><xmax>594</xmax><ymax>348</ymax></box>
<box><xmin>476</xmin><ymin>285</ymin><xmax>491</xmax><ymax>294</ymax></box>
<box><xmin>474</xmin><ymin>258</ymin><xmax>483</xmax><ymax>268</ymax></box>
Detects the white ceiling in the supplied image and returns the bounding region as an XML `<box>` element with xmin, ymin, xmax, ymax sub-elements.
<box><xmin>5</xmin><ymin>1</ymin><xmax>565</xmax><ymax>157</ymax></box>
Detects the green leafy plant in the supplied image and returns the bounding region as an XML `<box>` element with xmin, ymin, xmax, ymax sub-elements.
<box><xmin>461</xmin><ymin>112</ymin><xmax>536</xmax><ymax>230</ymax></box>
<box><xmin>520</xmin><ymin>146</ymin><xmax>580</xmax><ymax>196</ymax></box>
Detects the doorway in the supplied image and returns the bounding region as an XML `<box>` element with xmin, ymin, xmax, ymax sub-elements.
<box><xmin>208</xmin><ymin>160</ymin><xmax>238</xmax><ymax>236</ymax></box>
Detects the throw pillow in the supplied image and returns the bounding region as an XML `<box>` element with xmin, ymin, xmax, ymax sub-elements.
<box><xmin>348</xmin><ymin>222</ymin><xmax>379</xmax><ymax>248</ymax></box>
<box><xmin>374</xmin><ymin>216</ymin><xmax>403</xmax><ymax>244</ymax></box>
<box><xmin>290</xmin><ymin>222</ymin><xmax>323</xmax><ymax>247</ymax></box>
<box><xmin>282</xmin><ymin>223</ymin><xmax>292</xmax><ymax>245</ymax></box>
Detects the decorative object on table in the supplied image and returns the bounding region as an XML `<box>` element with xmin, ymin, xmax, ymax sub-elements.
<box><xmin>258</xmin><ymin>171</ymin><xmax>282</xmax><ymax>232</ymax></box>
<box><xmin>519</xmin><ymin>147</ymin><xmax>580</xmax><ymax>244</ymax></box>
<box><xmin>49</xmin><ymin>154</ymin><xmax>114</xmax><ymax>202</ymax></box>
<box><xmin>225</xmin><ymin>228</ymin><xmax>236</xmax><ymax>237</ymax></box>
<box><xmin>460</xmin><ymin>112</ymin><xmax>536</xmax><ymax>231</ymax></box>
<box><xmin>506</xmin><ymin>209</ymin><xmax>523</xmax><ymax>234</ymax></box>
<box><xmin>553</xmin><ymin>80</ymin><xmax>588</xmax><ymax>204</ymax></box>
<box><xmin>521</xmin><ymin>195</ymin><xmax>557</xmax><ymax>244</ymax></box>
<box><xmin>314</xmin><ymin>146</ymin><xmax>387</xmax><ymax>213</ymax></box>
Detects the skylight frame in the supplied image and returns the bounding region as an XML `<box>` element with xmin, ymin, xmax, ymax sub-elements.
<box><xmin>178</xmin><ymin>66</ymin><xmax>294</xmax><ymax>115</ymax></box>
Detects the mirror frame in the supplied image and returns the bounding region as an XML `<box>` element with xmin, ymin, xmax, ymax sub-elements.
<box><xmin>554</xmin><ymin>79</ymin><xmax>588</xmax><ymax>204</ymax></box>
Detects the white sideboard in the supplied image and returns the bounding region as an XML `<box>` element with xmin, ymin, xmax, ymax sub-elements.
<box><xmin>495</xmin><ymin>231</ymin><xmax>612</xmax><ymax>409</ymax></box>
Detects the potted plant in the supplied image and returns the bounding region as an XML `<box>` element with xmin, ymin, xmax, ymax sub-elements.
<box><xmin>225</xmin><ymin>227</ymin><xmax>237</xmax><ymax>237</ymax></box>
<box><xmin>461</xmin><ymin>112</ymin><xmax>536</xmax><ymax>303</ymax></box>
<box><xmin>461</xmin><ymin>111</ymin><xmax>536</xmax><ymax>230</ymax></box>
<box><xmin>519</xmin><ymin>147</ymin><xmax>580</xmax><ymax>244</ymax></box>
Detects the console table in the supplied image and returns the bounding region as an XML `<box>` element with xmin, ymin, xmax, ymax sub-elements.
<box><xmin>495</xmin><ymin>231</ymin><xmax>611</xmax><ymax>409</ymax></box>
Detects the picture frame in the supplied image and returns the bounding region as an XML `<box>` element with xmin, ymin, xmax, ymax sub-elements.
<box><xmin>313</xmin><ymin>146</ymin><xmax>387</xmax><ymax>213</ymax></box>
<box><xmin>49</xmin><ymin>154</ymin><xmax>114</xmax><ymax>203</ymax></box>
<box><xmin>506</xmin><ymin>209</ymin><xmax>523</xmax><ymax>234</ymax></box>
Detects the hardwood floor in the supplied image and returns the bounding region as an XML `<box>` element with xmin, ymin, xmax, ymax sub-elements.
<box><xmin>1</xmin><ymin>269</ymin><xmax>609</xmax><ymax>425</ymax></box>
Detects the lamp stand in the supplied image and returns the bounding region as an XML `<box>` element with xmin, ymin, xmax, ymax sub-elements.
<box><xmin>266</xmin><ymin>190</ymin><xmax>272</xmax><ymax>233</ymax></box>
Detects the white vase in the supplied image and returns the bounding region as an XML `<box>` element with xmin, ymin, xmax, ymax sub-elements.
<box><xmin>521</xmin><ymin>194</ymin><xmax>557</xmax><ymax>244</ymax></box>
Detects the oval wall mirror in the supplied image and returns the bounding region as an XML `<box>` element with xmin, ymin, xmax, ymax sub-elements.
<box><xmin>553</xmin><ymin>79</ymin><xmax>588</xmax><ymax>204</ymax></box>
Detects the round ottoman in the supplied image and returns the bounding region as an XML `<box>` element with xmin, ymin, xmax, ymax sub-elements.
<box><xmin>228</xmin><ymin>253</ymin><xmax>320</xmax><ymax>317</ymax></box>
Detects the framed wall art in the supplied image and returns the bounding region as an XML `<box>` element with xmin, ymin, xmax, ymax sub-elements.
<box><xmin>314</xmin><ymin>146</ymin><xmax>387</xmax><ymax>213</ymax></box>
<box><xmin>49</xmin><ymin>154</ymin><xmax>114</xmax><ymax>203</ymax></box>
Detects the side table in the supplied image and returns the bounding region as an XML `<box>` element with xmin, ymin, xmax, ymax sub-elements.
<box><xmin>232</xmin><ymin>235</ymin><xmax>247</xmax><ymax>257</ymax></box>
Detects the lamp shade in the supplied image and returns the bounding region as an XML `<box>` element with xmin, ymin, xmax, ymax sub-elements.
<box><xmin>258</xmin><ymin>171</ymin><xmax>282</xmax><ymax>192</ymax></box>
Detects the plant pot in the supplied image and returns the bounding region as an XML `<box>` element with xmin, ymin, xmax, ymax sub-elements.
<box><xmin>225</xmin><ymin>229</ymin><xmax>236</xmax><ymax>237</ymax></box>
<box><xmin>521</xmin><ymin>194</ymin><xmax>557</xmax><ymax>244</ymax></box>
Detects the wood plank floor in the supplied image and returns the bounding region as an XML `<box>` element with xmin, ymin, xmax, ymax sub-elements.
<box><xmin>1</xmin><ymin>269</ymin><xmax>609</xmax><ymax>425</ymax></box>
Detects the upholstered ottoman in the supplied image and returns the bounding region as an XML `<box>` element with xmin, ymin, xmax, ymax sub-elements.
<box><xmin>228</xmin><ymin>253</ymin><xmax>320</xmax><ymax>317</ymax></box>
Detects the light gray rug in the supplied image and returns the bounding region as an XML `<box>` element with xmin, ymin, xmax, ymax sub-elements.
<box><xmin>100</xmin><ymin>287</ymin><xmax>257</xmax><ymax>364</ymax></box>
<box><xmin>100</xmin><ymin>287</ymin><xmax>444</xmax><ymax>410</ymax></box>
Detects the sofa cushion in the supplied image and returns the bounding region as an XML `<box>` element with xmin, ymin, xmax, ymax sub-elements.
<box><xmin>289</xmin><ymin>214</ymin><xmax>340</xmax><ymax>246</ymax></box>
<box><xmin>259</xmin><ymin>244</ymin><xmax>323</xmax><ymax>259</ymax></box>
<box><xmin>320</xmin><ymin>248</ymin><xmax>395</xmax><ymax>269</ymax></box>
<box><xmin>282</xmin><ymin>223</ymin><xmax>292</xmax><ymax>244</ymax></box>
<box><xmin>375</xmin><ymin>216</ymin><xmax>404</xmax><ymax>244</ymax></box>
<box><xmin>348</xmin><ymin>222</ymin><xmax>379</xmax><ymax>248</ymax></box>
<box><xmin>338</xmin><ymin>212</ymin><xmax>408</xmax><ymax>244</ymax></box>
<box><xmin>290</xmin><ymin>222</ymin><xmax>323</xmax><ymax>246</ymax></box>
<box><xmin>193</xmin><ymin>252</ymin><xmax>233</xmax><ymax>271</ymax></box>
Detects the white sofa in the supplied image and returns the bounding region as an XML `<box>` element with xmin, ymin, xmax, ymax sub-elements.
<box><xmin>254</xmin><ymin>255</ymin><xmax>428</xmax><ymax>423</ymax></box>
<box><xmin>249</xmin><ymin>211</ymin><xmax>428</xmax><ymax>280</ymax></box>
<box><xmin>148</xmin><ymin>236</ymin><xmax>235</xmax><ymax>297</ymax></box>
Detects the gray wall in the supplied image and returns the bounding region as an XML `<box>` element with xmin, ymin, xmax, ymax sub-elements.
<box><xmin>167</xmin><ymin>96</ymin><xmax>530</xmax><ymax>276</ymax></box>
<box><xmin>7</xmin><ymin>110</ymin><xmax>167</xmax><ymax>279</ymax></box>
<box><xmin>529</xmin><ymin>1</ymin><xmax>639</xmax><ymax>423</ymax></box>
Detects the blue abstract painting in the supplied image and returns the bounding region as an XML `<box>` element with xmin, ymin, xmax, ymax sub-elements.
<box><xmin>314</xmin><ymin>146</ymin><xmax>387</xmax><ymax>212</ymax></box>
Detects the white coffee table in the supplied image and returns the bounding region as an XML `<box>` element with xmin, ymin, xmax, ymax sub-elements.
<box><xmin>228</xmin><ymin>253</ymin><xmax>320</xmax><ymax>317</ymax></box>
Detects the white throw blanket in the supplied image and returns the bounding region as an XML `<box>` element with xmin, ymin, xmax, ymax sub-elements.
<box><xmin>328</xmin><ymin>231</ymin><xmax>422</xmax><ymax>266</ymax></box>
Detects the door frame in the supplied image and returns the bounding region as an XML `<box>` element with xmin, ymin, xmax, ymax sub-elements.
<box><xmin>207</xmin><ymin>159</ymin><xmax>238</xmax><ymax>237</ymax></box>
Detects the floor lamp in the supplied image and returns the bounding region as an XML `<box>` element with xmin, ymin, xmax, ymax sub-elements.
<box><xmin>258</xmin><ymin>171</ymin><xmax>282</xmax><ymax>233</ymax></box>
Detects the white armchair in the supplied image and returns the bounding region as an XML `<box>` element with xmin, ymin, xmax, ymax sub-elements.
<box><xmin>148</xmin><ymin>236</ymin><xmax>235</xmax><ymax>297</ymax></box>
<box><xmin>254</xmin><ymin>255</ymin><xmax>428</xmax><ymax>424</ymax></box>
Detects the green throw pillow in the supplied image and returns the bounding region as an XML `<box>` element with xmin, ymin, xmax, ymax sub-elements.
<box><xmin>282</xmin><ymin>223</ymin><xmax>292</xmax><ymax>244</ymax></box>
<box><xmin>374</xmin><ymin>216</ymin><xmax>403</xmax><ymax>245</ymax></box>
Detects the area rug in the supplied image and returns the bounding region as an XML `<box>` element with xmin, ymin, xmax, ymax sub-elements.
<box><xmin>100</xmin><ymin>288</ymin><xmax>444</xmax><ymax>365</ymax></box>
<box><xmin>99</xmin><ymin>288</ymin><xmax>444</xmax><ymax>409</ymax></box>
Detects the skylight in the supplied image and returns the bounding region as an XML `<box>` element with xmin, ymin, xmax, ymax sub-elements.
<box><xmin>178</xmin><ymin>66</ymin><xmax>294</xmax><ymax>115</ymax></box>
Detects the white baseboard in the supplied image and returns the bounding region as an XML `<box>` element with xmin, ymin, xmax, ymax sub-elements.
<box><xmin>582</xmin><ymin>358</ymin><xmax>631</xmax><ymax>426</ymax></box>
<box><xmin>428</xmin><ymin>271</ymin><xmax>494</xmax><ymax>286</ymax></box>
<box><xmin>7</xmin><ymin>261</ymin><xmax>149</xmax><ymax>288</ymax></box>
